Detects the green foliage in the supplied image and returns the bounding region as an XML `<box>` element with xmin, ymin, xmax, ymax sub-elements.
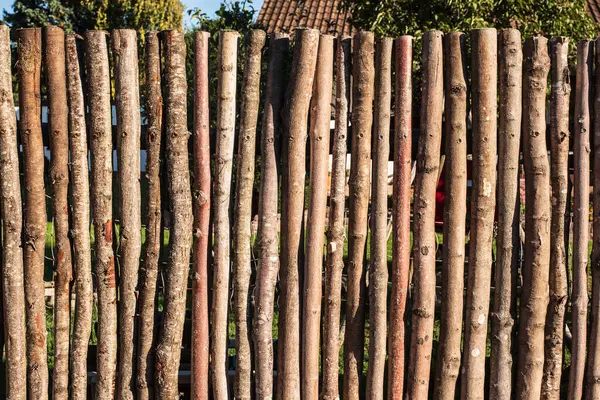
<box><xmin>184</xmin><ymin>1</ymin><xmax>261</xmax><ymax>130</ymax></box>
<box><xmin>344</xmin><ymin>0</ymin><xmax>598</xmax><ymax>44</ymax></box>
<box><xmin>2</xmin><ymin>0</ymin><xmax>75</xmax><ymax>30</ymax></box>
<box><xmin>188</xmin><ymin>0</ymin><xmax>256</xmax><ymax>33</ymax></box>
<box><xmin>3</xmin><ymin>0</ymin><xmax>184</xmax><ymax>35</ymax></box>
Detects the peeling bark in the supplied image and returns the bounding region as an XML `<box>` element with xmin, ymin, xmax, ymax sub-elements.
<box><xmin>302</xmin><ymin>33</ymin><xmax>334</xmax><ymax>400</ymax></box>
<box><xmin>85</xmin><ymin>30</ymin><xmax>117</xmax><ymax>399</ymax></box>
<box><xmin>112</xmin><ymin>29</ymin><xmax>142</xmax><ymax>400</ymax></box>
<box><xmin>254</xmin><ymin>32</ymin><xmax>289</xmax><ymax>400</ymax></box>
<box><xmin>44</xmin><ymin>25</ymin><xmax>72</xmax><ymax>400</ymax></box>
<box><xmin>388</xmin><ymin>35</ymin><xmax>412</xmax><ymax>400</ymax></box>
<box><xmin>407</xmin><ymin>30</ymin><xmax>443</xmax><ymax>400</ymax></box>
<box><xmin>461</xmin><ymin>28</ymin><xmax>497</xmax><ymax>400</ymax></box>
<box><xmin>0</xmin><ymin>24</ymin><xmax>27</xmax><ymax>400</ymax></box>
<box><xmin>435</xmin><ymin>31</ymin><xmax>467</xmax><ymax>400</ymax></box>
<box><xmin>516</xmin><ymin>36</ymin><xmax>551</xmax><ymax>400</ymax></box>
<box><xmin>67</xmin><ymin>33</ymin><xmax>93</xmax><ymax>400</ymax></box>
<box><xmin>321</xmin><ymin>35</ymin><xmax>350</xmax><ymax>400</ymax></box>
<box><xmin>18</xmin><ymin>27</ymin><xmax>48</xmax><ymax>400</ymax></box>
<box><xmin>137</xmin><ymin>30</ymin><xmax>162</xmax><ymax>400</ymax></box>
<box><xmin>542</xmin><ymin>36</ymin><xmax>570</xmax><ymax>400</ymax></box>
<box><xmin>154</xmin><ymin>30</ymin><xmax>193</xmax><ymax>399</ymax></box>
<box><xmin>490</xmin><ymin>28</ymin><xmax>521</xmax><ymax>400</ymax></box>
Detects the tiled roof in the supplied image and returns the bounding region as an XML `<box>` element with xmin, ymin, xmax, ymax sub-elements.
<box><xmin>590</xmin><ymin>0</ymin><xmax>600</xmax><ymax>22</ymax></box>
<box><xmin>256</xmin><ymin>0</ymin><xmax>353</xmax><ymax>36</ymax></box>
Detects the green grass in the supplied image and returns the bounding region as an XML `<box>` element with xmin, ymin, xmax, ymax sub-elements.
<box><xmin>42</xmin><ymin>217</ymin><xmax>591</xmax><ymax>386</ymax></box>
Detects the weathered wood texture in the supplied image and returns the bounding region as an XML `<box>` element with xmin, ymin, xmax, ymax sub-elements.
<box><xmin>0</xmin><ymin>24</ymin><xmax>27</xmax><ymax>400</ymax></box>
<box><xmin>278</xmin><ymin>28</ymin><xmax>319</xmax><ymax>400</ymax></box>
<box><xmin>435</xmin><ymin>31</ymin><xmax>467</xmax><ymax>400</ymax></box>
<box><xmin>461</xmin><ymin>28</ymin><xmax>497</xmax><ymax>400</ymax></box>
<box><xmin>344</xmin><ymin>30</ymin><xmax>375</xmax><ymax>400</ymax></box>
<box><xmin>388</xmin><ymin>35</ymin><xmax>413</xmax><ymax>400</ymax></box>
<box><xmin>407</xmin><ymin>30</ymin><xmax>443</xmax><ymax>400</ymax></box>
<box><xmin>155</xmin><ymin>30</ymin><xmax>193</xmax><ymax>400</ymax></box>
<box><xmin>18</xmin><ymin>28</ymin><xmax>48</xmax><ymax>400</ymax></box>
<box><xmin>490</xmin><ymin>28</ymin><xmax>522</xmax><ymax>400</ymax></box>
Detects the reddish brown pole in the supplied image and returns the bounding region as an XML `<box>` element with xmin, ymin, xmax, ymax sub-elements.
<box><xmin>112</xmin><ymin>29</ymin><xmax>142</xmax><ymax>400</ymax></box>
<box><xmin>302</xmin><ymin>33</ymin><xmax>334</xmax><ymax>400</ymax></box>
<box><xmin>343</xmin><ymin>30</ymin><xmax>375</xmax><ymax>400</ymax></box>
<box><xmin>0</xmin><ymin>24</ymin><xmax>27</xmax><ymax>400</ymax></box>
<box><xmin>542</xmin><ymin>37</ymin><xmax>570</xmax><ymax>400</ymax></box>
<box><xmin>18</xmin><ymin>27</ymin><xmax>49</xmax><ymax>400</ymax></box>
<box><xmin>278</xmin><ymin>28</ymin><xmax>319</xmax><ymax>400</ymax></box>
<box><xmin>85</xmin><ymin>30</ymin><xmax>118</xmax><ymax>398</ymax></box>
<box><xmin>44</xmin><ymin>25</ymin><xmax>72</xmax><ymax>400</ymax></box>
<box><xmin>254</xmin><ymin>32</ymin><xmax>289</xmax><ymax>400</ymax></box>
<box><xmin>322</xmin><ymin>35</ymin><xmax>350</xmax><ymax>400</ymax></box>
<box><xmin>588</xmin><ymin>36</ymin><xmax>600</xmax><ymax>400</ymax></box>
<box><xmin>434</xmin><ymin>31</ymin><xmax>467</xmax><ymax>400</ymax></box>
<box><xmin>191</xmin><ymin>30</ymin><xmax>210</xmax><ymax>400</ymax></box>
<box><xmin>137</xmin><ymin>31</ymin><xmax>162</xmax><ymax>400</ymax></box>
<box><xmin>388</xmin><ymin>35</ymin><xmax>412</xmax><ymax>400</ymax></box>
<box><xmin>155</xmin><ymin>30</ymin><xmax>193</xmax><ymax>399</ymax></box>
<box><xmin>366</xmin><ymin>36</ymin><xmax>392</xmax><ymax>400</ymax></box>
<box><xmin>490</xmin><ymin>28</ymin><xmax>522</xmax><ymax>400</ymax></box>
<box><xmin>67</xmin><ymin>34</ymin><xmax>93</xmax><ymax>400</ymax></box>
<box><xmin>461</xmin><ymin>28</ymin><xmax>497</xmax><ymax>400</ymax></box>
<box><xmin>567</xmin><ymin>39</ymin><xmax>592</xmax><ymax>400</ymax></box>
<box><xmin>516</xmin><ymin>35</ymin><xmax>552</xmax><ymax>400</ymax></box>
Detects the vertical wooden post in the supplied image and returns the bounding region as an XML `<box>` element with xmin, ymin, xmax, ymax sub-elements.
<box><xmin>112</xmin><ymin>29</ymin><xmax>142</xmax><ymax>400</ymax></box>
<box><xmin>435</xmin><ymin>31</ymin><xmax>467</xmax><ymax>400</ymax></box>
<box><xmin>589</xmin><ymin>35</ymin><xmax>600</xmax><ymax>400</ymax></box>
<box><xmin>211</xmin><ymin>30</ymin><xmax>239</xmax><ymax>400</ymax></box>
<box><xmin>567</xmin><ymin>39</ymin><xmax>592</xmax><ymax>400</ymax></box>
<box><xmin>232</xmin><ymin>29</ymin><xmax>265</xmax><ymax>400</ymax></box>
<box><xmin>461</xmin><ymin>28</ymin><xmax>497</xmax><ymax>400</ymax></box>
<box><xmin>67</xmin><ymin>33</ymin><xmax>93</xmax><ymax>400</ymax></box>
<box><xmin>543</xmin><ymin>36</ymin><xmax>570</xmax><ymax>400</ymax></box>
<box><xmin>516</xmin><ymin>35</ymin><xmax>552</xmax><ymax>400</ymax></box>
<box><xmin>490</xmin><ymin>28</ymin><xmax>522</xmax><ymax>400</ymax></box>
<box><xmin>302</xmin><ymin>33</ymin><xmax>334</xmax><ymax>400</ymax></box>
<box><xmin>278</xmin><ymin>28</ymin><xmax>319</xmax><ymax>400</ymax></box>
<box><xmin>388</xmin><ymin>35</ymin><xmax>412</xmax><ymax>400</ymax></box>
<box><xmin>85</xmin><ymin>30</ymin><xmax>117</xmax><ymax>399</ymax></box>
<box><xmin>137</xmin><ymin>30</ymin><xmax>162</xmax><ymax>400</ymax></box>
<box><xmin>366</xmin><ymin>36</ymin><xmax>392</xmax><ymax>400</ymax></box>
<box><xmin>407</xmin><ymin>30</ymin><xmax>443</xmax><ymax>400</ymax></box>
<box><xmin>18</xmin><ymin>27</ymin><xmax>48</xmax><ymax>400</ymax></box>
<box><xmin>155</xmin><ymin>30</ymin><xmax>193</xmax><ymax>399</ymax></box>
<box><xmin>44</xmin><ymin>25</ymin><xmax>72</xmax><ymax>400</ymax></box>
<box><xmin>322</xmin><ymin>35</ymin><xmax>350</xmax><ymax>400</ymax></box>
<box><xmin>254</xmin><ymin>32</ymin><xmax>289</xmax><ymax>399</ymax></box>
<box><xmin>191</xmin><ymin>30</ymin><xmax>210</xmax><ymax>400</ymax></box>
<box><xmin>343</xmin><ymin>30</ymin><xmax>375</xmax><ymax>400</ymax></box>
<box><xmin>0</xmin><ymin>24</ymin><xmax>27</xmax><ymax>400</ymax></box>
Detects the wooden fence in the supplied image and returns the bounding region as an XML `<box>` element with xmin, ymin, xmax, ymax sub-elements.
<box><xmin>0</xmin><ymin>24</ymin><xmax>595</xmax><ymax>400</ymax></box>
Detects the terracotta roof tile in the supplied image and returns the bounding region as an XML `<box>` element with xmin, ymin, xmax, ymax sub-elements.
<box><xmin>257</xmin><ymin>0</ymin><xmax>353</xmax><ymax>35</ymax></box>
